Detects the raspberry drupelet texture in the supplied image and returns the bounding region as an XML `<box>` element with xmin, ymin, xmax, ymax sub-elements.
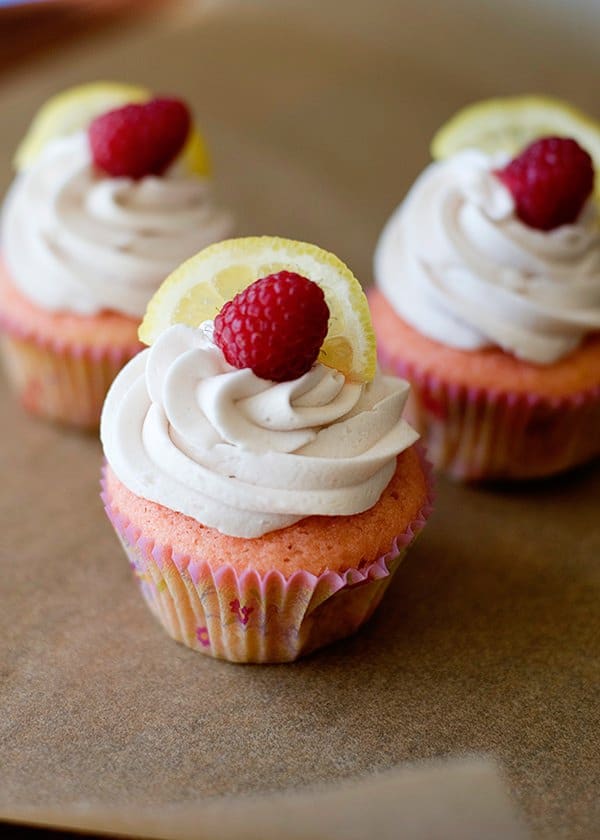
<box><xmin>213</xmin><ymin>271</ymin><xmax>330</xmax><ymax>382</ymax></box>
<box><xmin>89</xmin><ymin>97</ymin><xmax>191</xmax><ymax>179</ymax></box>
<box><xmin>495</xmin><ymin>136</ymin><xmax>594</xmax><ymax>231</ymax></box>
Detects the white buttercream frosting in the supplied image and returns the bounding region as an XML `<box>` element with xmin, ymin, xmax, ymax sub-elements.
<box><xmin>2</xmin><ymin>132</ymin><xmax>233</xmax><ymax>318</ymax></box>
<box><xmin>100</xmin><ymin>323</ymin><xmax>419</xmax><ymax>538</ymax></box>
<box><xmin>374</xmin><ymin>149</ymin><xmax>600</xmax><ymax>364</ymax></box>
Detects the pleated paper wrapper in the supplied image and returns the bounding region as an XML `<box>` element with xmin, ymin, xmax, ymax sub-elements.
<box><xmin>101</xmin><ymin>453</ymin><xmax>434</xmax><ymax>664</ymax></box>
<box><xmin>0</xmin><ymin>310</ymin><xmax>141</xmax><ymax>430</ymax></box>
<box><xmin>378</xmin><ymin>344</ymin><xmax>600</xmax><ymax>481</ymax></box>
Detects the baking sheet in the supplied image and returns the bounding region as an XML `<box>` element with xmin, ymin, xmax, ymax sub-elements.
<box><xmin>1</xmin><ymin>2</ymin><xmax>599</xmax><ymax>838</ymax></box>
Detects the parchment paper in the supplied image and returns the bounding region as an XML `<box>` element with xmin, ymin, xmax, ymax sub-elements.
<box><xmin>1</xmin><ymin>2</ymin><xmax>599</xmax><ymax>838</ymax></box>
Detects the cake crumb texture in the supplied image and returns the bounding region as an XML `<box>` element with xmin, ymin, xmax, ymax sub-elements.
<box><xmin>0</xmin><ymin>259</ymin><xmax>140</xmax><ymax>349</ymax></box>
<box><xmin>104</xmin><ymin>445</ymin><xmax>428</xmax><ymax>577</ymax></box>
<box><xmin>370</xmin><ymin>288</ymin><xmax>600</xmax><ymax>397</ymax></box>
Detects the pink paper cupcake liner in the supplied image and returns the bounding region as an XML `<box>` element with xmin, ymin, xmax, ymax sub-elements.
<box><xmin>378</xmin><ymin>344</ymin><xmax>600</xmax><ymax>481</ymax></box>
<box><xmin>100</xmin><ymin>452</ymin><xmax>434</xmax><ymax>664</ymax></box>
<box><xmin>0</xmin><ymin>310</ymin><xmax>141</xmax><ymax>429</ymax></box>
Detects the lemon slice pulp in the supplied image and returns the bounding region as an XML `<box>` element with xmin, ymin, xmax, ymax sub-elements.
<box><xmin>14</xmin><ymin>81</ymin><xmax>210</xmax><ymax>176</ymax></box>
<box><xmin>431</xmin><ymin>95</ymin><xmax>600</xmax><ymax>198</ymax></box>
<box><xmin>139</xmin><ymin>237</ymin><xmax>376</xmax><ymax>383</ymax></box>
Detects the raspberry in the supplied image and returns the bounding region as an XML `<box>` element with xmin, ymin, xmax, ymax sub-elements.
<box><xmin>495</xmin><ymin>136</ymin><xmax>594</xmax><ymax>231</ymax></box>
<box><xmin>88</xmin><ymin>97</ymin><xmax>191</xmax><ymax>179</ymax></box>
<box><xmin>214</xmin><ymin>271</ymin><xmax>330</xmax><ymax>382</ymax></box>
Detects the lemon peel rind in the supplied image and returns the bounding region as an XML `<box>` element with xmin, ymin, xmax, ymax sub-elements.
<box><xmin>431</xmin><ymin>94</ymin><xmax>600</xmax><ymax>160</ymax></box>
<box><xmin>139</xmin><ymin>236</ymin><xmax>376</xmax><ymax>383</ymax></box>
<box><xmin>14</xmin><ymin>82</ymin><xmax>149</xmax><ymax>171</ymax></box>
<box><xmin>431</xmin><ymin>95</ymin><xmax>600</xmax><ymax>205</ymax></box>
<box><xmin>14</xmin><ymin>81</ymin><xmax>210</xmax><ymax>177</ymax></box>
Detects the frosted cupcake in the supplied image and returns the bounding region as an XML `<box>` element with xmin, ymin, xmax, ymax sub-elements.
<box><xmin>372</xmin><ymin>101</ymin><xmax>600</xmax><ymax>480</ymax></box>
<box><xmin>0</xmin><ymin>82</ymin><xmax>232</xmax><ymax>428</ymax></box>
<box><xmin>100</xmin><ymin>237</ymin><xmax>433</xmax><ymax>663</ymax></box>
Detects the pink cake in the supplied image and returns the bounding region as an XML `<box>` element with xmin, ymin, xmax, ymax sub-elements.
<box><xmin>370</xmin><ymin>289</ymin><xmax>600</xmax><ymax>480</ymax></box>
<box><xmin>102</xmin><ymin>448</ymin><xmax>432</xmax><ymax>663</ymax></box>
<box><xmin>0</xmin><ymin>86</ymin><xmax>232</xmax><ymax>428</ymax></box>
<box><xmin>372</xmin><ymin>133</ymin><xmax>600</xmax><ymax>479</ymax></box>
<box><xmin>0</xmin><ymin>260</ymin><xmax>141</xmax><ymax>427</ymax></box>
<box><xmin>100</xmin><ymin>237</ymin><xmax>434</xmax><ymax>662</ymax></box>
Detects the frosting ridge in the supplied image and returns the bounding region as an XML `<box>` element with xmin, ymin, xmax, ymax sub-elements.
<box><xmin>100</xmin><ymin>324</ymin><xmax>418</xmax><ymax>537</ymax></box>
<box><xmin>374</xmin><ymin>149</ymin><xmax>600</xmax><ymax>364</ymax></box>
<box><xmin>2</xmin><ymin>132</ymin><xmax>232</xmax><ymax>318</ymax></box>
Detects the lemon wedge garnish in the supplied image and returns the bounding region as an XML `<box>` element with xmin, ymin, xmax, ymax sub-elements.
<box><xmin>139</xmin><ymin>237</ymin><xmax>376</xmax><ymax>383</ymax></box>
<box><xmin>431</xmin><ymin>95</ymin><xmax>600</xmax><ymax>199</ymax></box>
<box><xmin>14</xmin><ymin>81</ymin><xmax>210</xmax><ymax>176</ymax></box>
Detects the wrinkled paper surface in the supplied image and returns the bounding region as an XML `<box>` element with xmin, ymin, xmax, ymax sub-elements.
<box><xmin>1</xmin><ymin>2</ymin><xmax>599</xmax><ymax>838</ymax></box>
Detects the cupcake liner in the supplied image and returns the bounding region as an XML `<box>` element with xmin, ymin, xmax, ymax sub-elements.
<box><xmin>378</xmin><ymin>344</ymin><xmax>600</xmax><ymax>480</ymax></box>
<box><xmin>100</xmin><ymin>451</ymin><xmax>434</xmax><ymax>664</ymax></box>
<box><xmin>0</xmin><ymin>309</ymin><xmax>140</xmax><ymax>429</ymax></box>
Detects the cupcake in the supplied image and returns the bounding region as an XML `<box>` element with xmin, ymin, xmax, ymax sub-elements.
<box><xmin>100</xmin><ymin>237</ymin><xmax>433</xmax><ymax>663</ymax></box>
<box><xmin>371</xmin><ymin>99</ymin><xmax>600</xmax><ymax>480</ymax></box>
<box><xmin>0</xmin><ymin>82</ymin><xmax>232</xmax><ymax>428</ymax></box>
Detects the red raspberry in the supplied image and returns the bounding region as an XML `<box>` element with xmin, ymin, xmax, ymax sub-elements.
<box><xmin>495</xmin><ymin>136</ymin><xmax>594</xmax><ymax>231</ymax></box>
<box><xmin>88</xmin><ymin>97</ymin><xmax>191</xmax><ymax>179</ymax></box>
<box><xmin>214</xmin><ymin>271</ymin><xmax>330</xmax><ymax>382</ymax></box>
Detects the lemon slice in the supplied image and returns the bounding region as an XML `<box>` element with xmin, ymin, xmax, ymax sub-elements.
<box><xmin>14</xmin><ymin>81</ymin><xmax>210</xmax><ymax>176</ymax></box>
<box><xmin>139</xmin><ymin>237</ymin><xmax>376</xmax><ymax>383</ymax></box>
<box><xmin>431</xmin><ymin>95</ymin><xmax>600</xmax><ymax>197</ymax></box>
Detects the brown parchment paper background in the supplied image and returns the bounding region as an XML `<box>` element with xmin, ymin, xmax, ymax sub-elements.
<box><xmin>1</xmin><ymin>2</ymin><xmax>599</xmax><ymax>838</ymax></box>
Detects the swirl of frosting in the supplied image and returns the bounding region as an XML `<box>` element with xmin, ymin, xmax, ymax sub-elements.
<box><xmin>374</xmin><ymin>149</ymin><xmax>600</xmax><ymax>364</ymax></box>
<box><xmin>2</xmin><ymin>132</ymin><xmax>232</xmax><ymax>318</ymax></box>
<box><xmin>100</xmin><ymin>323</ymin><xmax>419</xmax><ymax>538</ymax></box>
